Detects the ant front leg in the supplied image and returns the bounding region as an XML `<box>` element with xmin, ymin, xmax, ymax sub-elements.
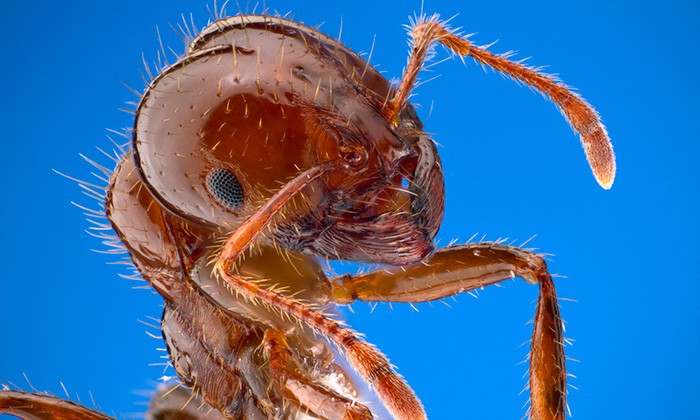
<box><xmin>329</xmin><ymin>243</ymin><xmax>567</xmax><ymax>420</ymax></box>
<box><xmin>211</xmin><ymin>162</ymin><xmax>427</xmax><ymax>420</ymax></box>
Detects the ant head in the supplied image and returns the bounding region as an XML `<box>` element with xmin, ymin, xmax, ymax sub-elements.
<box><xmin>132</xmin><ymin>16</ymin><xmax>444</xmax><ymax>264</ymax></box>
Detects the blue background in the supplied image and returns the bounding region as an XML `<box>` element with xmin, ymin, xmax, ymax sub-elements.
<box><xmin>1</xmin><ymin>1</ymin><xmax>698</xmax><ymax>418</ymax></box>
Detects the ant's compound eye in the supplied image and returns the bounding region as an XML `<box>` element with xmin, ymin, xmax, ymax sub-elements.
<box><xmin>207</xmin><ymin>168</ymin><xmax>244</xmax><ymax>210</ymax></box>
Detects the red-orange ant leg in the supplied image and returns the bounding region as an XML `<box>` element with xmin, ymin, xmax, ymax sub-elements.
<box><xmin>329</xmin><ymin>243</ymin><xmax>567</xmax><ymax>420</ymax></box>
<box><xmin>213</xmin><ymin>163</ymin><xmax>427</xmax><ymax>420</ymax></box>
<box><xmin>388</xmin><ymin>16</ymin><xmax>615</xmax><ymax>190</ymax></box>
<box><xmin>0</xmin><ymin>390</ymin><xmax>113</xmax><ymax>420</ymax></box>
<box><xmin>263</xmin><ymin>329</ymin><xmax>373</xmax><ymax>420</ymax></box>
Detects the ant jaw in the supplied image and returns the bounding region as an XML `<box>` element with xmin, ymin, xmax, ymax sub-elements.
<box><xmin>310</xmin><ymin>211</ymin><xmax>436</xmax><ymax>266</ymax></box>
<box><xmin>301</xmin><ymin>136</ymin><xmax>444</xmax><ymax>266</ymax></box>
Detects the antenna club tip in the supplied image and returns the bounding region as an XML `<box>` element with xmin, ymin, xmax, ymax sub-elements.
<box><xmin>594</xmin><ymin>164</ymin><xmax>616</xmax><ymax>190</ymax></box>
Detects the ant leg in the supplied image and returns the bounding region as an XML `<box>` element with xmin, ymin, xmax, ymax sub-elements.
<box><xmin>330</xmin><ymin>242</ymin><xmax>553</xmax><ymax>302</ymax></box>
<box><xmin>329</xmin><ymin>243</ymin><xmax>566</xmax><ymax>420</ymax></box>
<box><xmin>263</xmin><ymin>329</ymin><xmax>373</xmax><ymax>420</ymax></box>
<box><xmin>388</xmin><ymin>15</ymin><xmax>615</xmax><ymax>189</ymax></box>
<box><xmin>0</xmin><ymin>390</ymin><xmax>113</xmax><ymax>419</ymax></box>
<box><xmin>211</xmin><ymin>163</ymin><xmax>426</xmax><ymax>420</ymax></box>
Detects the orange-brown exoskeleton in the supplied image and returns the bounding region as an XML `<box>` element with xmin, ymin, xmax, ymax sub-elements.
<box><xmin>0</xmin><ymin>11</ymin><xmax>615</xmax><ymax>420</ymax></box>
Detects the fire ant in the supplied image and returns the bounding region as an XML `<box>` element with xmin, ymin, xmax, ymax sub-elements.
<box><xmin>0</xmin><ymin>8</ymin><xmax>614</xmax><ymax>420</ymax></box>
